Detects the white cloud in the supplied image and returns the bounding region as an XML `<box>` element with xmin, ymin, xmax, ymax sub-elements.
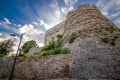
<box><xmin>64</xmin><ymin>0</ymin><xmax>78</xmax><ymax>11</ymax></box>
<box><xmin>0</xmin><ymin>18</ymin><xmax>18</xmax><ymax>33</ymax></box>
<box><xmin>1</xmin><ymin>22</ymin><xmax>11</xmax><ymax>29</ymax></box>
<box><xmin>40</xmin><ymin>20</ymin><xmax>49</xmax><ymax>29</ymax></box>
<box><xmin>96</xmin><ymin>0</ymin><xmax>120</xmax><ymax>27</ymax></box>
<box><xmin>96</xmin><ymin>0</ymin><xmax>105</xmax><ymax>8</ymax></box>
<box><xmin>0</xmin><ymin>33</ymin><xmax>12</xmax><ymax>42</ymax></box>
<box><xmin>0</xmin><ymin>33</ymin><xmax>18</xmax><ymax>55</ymax></box>
<box><xmin>55</xmin><ymin>10</ymin><xmax>61</xmax><ymax>18</ymax></box>
<box><xmin>61</xmin><ymin>7</ymin><xmax>67</xmax><ymax>14</ymax></box>
<box><xmin>19</xmin><ymin>24</ymin><xmax>45</xmax><ymax>47</ymax></box>
<box><xmin>115</xmin><ymin>18</ymin><xmax>120</xmax><ymax>26</ymax></box>
<box><xmin>49</xmin><ymin>1</ymin><xmax>61</xmax><ymax>19</ymax></box>
<box><xmin>4</xmin><ymin>18</ymin><xmax>11</xmax><ymax>24</ymax></box>
<box><xmin>32</xmin><ymin>21</ymin><xmax>39</xmax><ymax>25</ymax></box>
<box><xmin>39</xmin><ymin>19</ymin><xmax>61</xmax><ymax>30</ymax></box>
<box><xmin>102</xmin><ymin>1</ymin><xmax>114</xmax><ymax>12</ymax></box>
<box><xmin>0</xmin><ymin>23</ymin><xmax>45</xmax><ymax>54</ymax></box>
<box><xmin>0</xmin><ymin>33</ymin><xmax>2</xmax><ymax>36</ymax></box>
<box><xmin>69</xmin><ymin>6</ymin><xmax>74</xmax><ymax>11</ymax></box>
<box><xmin>64</xmin><ymin>0</ymin><xmax>69</xmax><ymax>5</ymax></box>
<box><xmin>102</xmin><ymin>11</ymin><xmax>108</xmax><ymax>17</ymax></box>
<box><xmin>109</xmin><ymin>12</ymin><xmax>120</xmax><ymax>19</ymax></box>
<box><xmin>42</xmin><ymin>1</ymin><xmax>66</xmax><ymax>30</ymax></box>
<box><xmin>17</xmin><ymin>24</ymin><xmax>22</xmax><ymax>27</ymax></box>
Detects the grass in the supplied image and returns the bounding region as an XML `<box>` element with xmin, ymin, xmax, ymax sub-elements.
<box><xmin>18</xmin><ymin>34</ymin><xmax>70</xmax><ymax>57</ymax></box>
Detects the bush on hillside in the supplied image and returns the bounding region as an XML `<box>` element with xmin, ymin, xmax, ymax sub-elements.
<box><xmin>69</xmin><ymin>32</ymin><xmax>77</xmax><ymax>43</ymax></box>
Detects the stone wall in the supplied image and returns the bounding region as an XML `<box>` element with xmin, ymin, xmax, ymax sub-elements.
<box><xmin>63</xmin><ymin>4</ymin><xmax>110</xmax><ymax>39</ymax></box>
<box><xmin>45</xmin><ymin>21</ymin><xmax>65</xmax><ymax>45</ymax></box>
<box><xmin>0</xmin><ymin>54</ymin><xmax>72</xmax><ymax>80</ymax></box>
<box><xmin>62</xmin><ymin>4</ymin><xmax>120</xmax><ymax>79</ymax></box>
<box><xmin>44</xmin><ymin>4</ymin><xmax>120</xmax><ymax>79</ymax></box>
<box><xmin>28</xmin><ymin>47</ymin><xmax>41</xmax><ymax>54</ymax></box>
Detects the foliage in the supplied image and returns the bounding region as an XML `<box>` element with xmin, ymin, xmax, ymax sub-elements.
<box><xmin>21</xmin><ymin>40</ymin><xmax>37</xmax><ymax>53</ymax></box>
<box><xmin>61</xmin><ymin>48</ymin><xmax>70</xmax><ymax>54</ymax></box>
<box><xmin>41</xmin><ymin>34</ymin><xmax>63</xmax><ymax>51</ymax></box>
<box><xmin>105</xmin><ymin>25</ymin><xmax>117</xmax><ymax>33</ymax></box>
<box><xmin>0</xmin><ymin>54</ymin><xmax>6</xmax><ymax>57</ymax></box>
<box><xmin>36</xmin><ymin>47</ymin><xmax>69</xmax><ymax>56</ymax></box>
<box><xmin>69</xmin><ymin>32</ymin><xmax>77</xmax><ymax>43</ymax></box>
<box><xmin>0</xmin><ymin>39</ymin><xmax>14</xmax><ymax>57</ymax></box>
<box><xmin>19</xmin><ymin>53</ymin><xmax>26</xmax><ymax>57</ymax></box>
<box><xmin>34</xmin><ymin>34</ymin><xmax>70</xmax><ymax>56</ymax></box>
<box><xmin>19</xmin><ymin>34</ymin><xmax>70</xmax><ymax>57</ymax></box>
<box><xmin>101</xmin><ymin>35</ymin><xmax>119</xmax><ymax>46</ymax></box>
<box><xmin>41</xmin><ymin>39</ymin><xmax>56</xmax><ymax>51</ymax></box>
<box><xmin>42</xmin><ymin>47</ymin><xmax>61</xmax><ymax>56</ymax></box>
<box><xmin>101</xmin><ymin>36</ymin><xmax>110</xmax><ymax>43</ymax></box>
<box><xmin>55</xmin><ymin>34</ymin><xmax>62</xmax><ymax>47</ymax></box>
<box><xmin>56</xmin><ymin>34</ymin><xmax>63</xmax><ymax>39</ymax></box>
<box><xmin>109</xmin><ymin>35</ymin><xmax>119</xmax><ymax>46</ymax></box>
<box><xmin>41</xmin><ymin>49</ymin><xmax>56</xmax><ymax>56</ymax></box>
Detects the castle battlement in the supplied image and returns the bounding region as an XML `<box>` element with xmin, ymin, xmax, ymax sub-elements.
<box><xmin>66</xmin><ymin>4</ymin><xmax>99</xmax><ymax>19</ymax></box>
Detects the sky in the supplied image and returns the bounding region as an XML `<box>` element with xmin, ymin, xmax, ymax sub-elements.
<box><xmin>0</xmin><ymin>0</ymin><xmax>120</xmax><ymax>53</ymax></box>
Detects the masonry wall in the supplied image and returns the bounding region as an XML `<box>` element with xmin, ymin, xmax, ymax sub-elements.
<box><xmin>0</xmin><ymin>54</ymin><xmax>72</xmax><ymax>80</ymax></box>
<box><xmin>63</xmin><ymin>4</ymin><xmax>110</xmax><ymax>39</ymax></box>
<box><xmin>45</xmin><ymin>21</ymin><xmax>65</xmax><ymax>45</ymax></box>
<box><xmin>44</xmin><ymin>4</ymin><xmax>120</xmax><ymax>79</ymax></box>
<box><xmin>63</xmin><ymin>4</ymin><xmax>120</xmax><ymax>79</ymax></box>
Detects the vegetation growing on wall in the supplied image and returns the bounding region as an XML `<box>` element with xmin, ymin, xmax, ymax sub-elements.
<box><xmin>0</xmin><ymin>39</ymin><xmax>14</xmax><ymax>57</ymax></box>
<box><xmin>34</xmin><ymin>34</ymin><xmax>70</xmax><ymax>56</ymax></box>
<box><xmin>20</xmin><ymin>40</ymin><xmax>37</xmax><ymax>54</ymax></box>
<box><xmin>69</xmin><ymin>32</ymin><xmax>77</xmax><ymax>43</ymax></box>
<box><xmin>100</xmin><ymin>35</ymin><xmax>119</xmax><ymax>46</ymax></box>
<box><xmin>101</xmin><ymin>36</ymin><xmax>110</xmax><ymax>44</ymax></box>
<box><xmin>18</xmin><ymin>34</ymin><xmax>70</xmax><ymax>57</ymax></box>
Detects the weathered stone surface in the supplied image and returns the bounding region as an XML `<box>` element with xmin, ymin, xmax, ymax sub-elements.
<box><xmin>0</xmin><ymin>54</ymin><xmax>72</xmax><ymax>80</ymax></box>
<box><xmin>45</xmin><ymin>21</ymin><xmax>65</xmax><ymax>45</ymax></box>
<box><xmin>45</xmin><ymin>4</ymin><xmax>120</xmax><ymax>79</ymax></box>
<box><xmin>28</xmin><ymin>47</ymin><xmax>41</xmax><ymax>54</ymax></box>
<box><xmin>1</xmin><ymin>4</ymin><xmax>120</xmax><ymax>80</ymax></box>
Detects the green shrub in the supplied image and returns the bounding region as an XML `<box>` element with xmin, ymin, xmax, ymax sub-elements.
<box><xmin>34</xmin><ymin>52</ymin><xmax>42</xmax><ymax>56</ymax></box>
<box><xmin>55</xmin><ymin>39</ymin><xmax>62</xmax><ymax>47</ymax></box>
<box><xmin>69</xmin><ymin>32</ymin><xmax>77</xmax><ymax>43</ymax></box>
<box><xmin>101</xmin><ymin>36</ymin><xmax>110</xmax><ymax>43</ymax></box>
<box><xmin>41</xmin><ymin>45</ymin><xmax>50</xmax><ymax>51</ymax></box>
<box><xmin>34</xmin><ymin>47</ymin><xmax>70</xmax><ymax>56</ymax></box>
<box><xmin>61</xmin><ymin>48</ymin><xmax>70</xmax><ymax>54</ymax></box>
<box><xmin>54</xmin><ymin>47</ymin><xmax>62</xmax><ymax>54</ymax></box>
<box><xmin>109</xmin><ymin>35</ymin><xmax>118</xmax><ymax>46</ymax></box>
<box><xmin>0</xmin><ymin>54</ymin><xmax>6</xmax><ymax>57</ymax></box>
<box><xmin>41</xmin><ymin>39</ymin><xmax>56</xmax><ymax>51</ymax></box>
<box><xmin>104</xmin><ymin>24</ymin><xmax>118</xmax><ymax>33</ymax></box>
<box><xmin>21</xmin><ymin>40</ymin><xmax>37</xmax><ymax>53</ymax></box>
<box><xmin>34</xmin><ymin>34</ymin><xmax>70</xmax><ymax>56</ymax></box>
<box><xmin>55</xmin><ymin>34</ymin><xmax>63</xmax><ymax>47</ymax></box>
<box><xmin>56</xmin><ymin>34</ymin><xmax>63</xmax><ymax>39</ymax></box>
<box><xmin>41</xmin><ymin>49</ymin><xmax>55</xmax><ymax>56</ymax></box>
<box><xmin>19</xmin><ymin>53</ymin><xmax>26</xmax><ymax>57</ymax></box>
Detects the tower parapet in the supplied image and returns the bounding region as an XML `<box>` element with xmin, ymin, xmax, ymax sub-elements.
<box><xmin>66</xmin><ymin>4</ymin><xmax>99</xmax><ymax>19</ymax></box>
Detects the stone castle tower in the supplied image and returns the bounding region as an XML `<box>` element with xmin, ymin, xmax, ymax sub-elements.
<box><xmin>45</xmin><ymin>4</ymin><xmax>120</xmax><ymax>79</ymax></box>
<box><xmin>45</xmin><ymin>4</ymin><xmax>115</xmax><ymax>44</ymax></box>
